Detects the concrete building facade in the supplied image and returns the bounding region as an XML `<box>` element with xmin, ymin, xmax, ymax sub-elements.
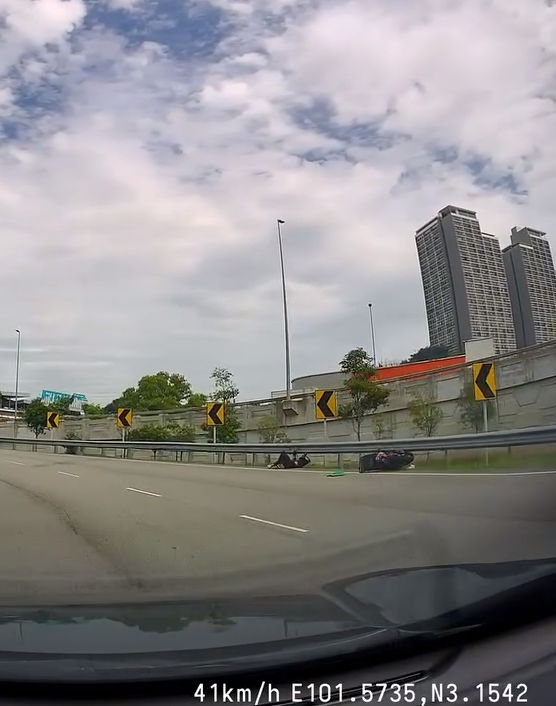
<box><xmin>416</xmin><ymin>206</ymin><xmax>516</xmax><ymax>355</ymax></box>
<box><xmin>503</xmin><ymin>226</ymin><xmax>556</xmax><ymax>349</ymax></box>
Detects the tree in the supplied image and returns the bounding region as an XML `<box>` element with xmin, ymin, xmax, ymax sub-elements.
<box><xmin>457</xmin><ymin>381</ymin><xmax>496</xmax><ymax>433</ymax></box>
<box><xmin>370</xmin><ymin>413</ymin><xmax>387</xmax><ymax>439</ymax></box>
<box><xmin>127</xmin><ymin>422</ymin><xmax>196</xmax><ymax>461</ymax></box>
<box><xmin>257</xmin><ymin>415</ymin><xmax>288</xmax><ymax>444</ymax></box>
<box><xmin>24</xmin><ymin>398</ymin><xmax>49</xmax><ymax>438</ymax></box>
<box><xmin>210</xmin><ymin>367</ymin><xmax>239</xmax><ymax>403</ymax></box>
<box><xmin>83</xmin><ymin>403</ymin><xmax>104</xmax><ymax>416</ymax></box>
<box><xmin>405</xmin><ymin>345</ymin><xmax>451</xmax><ymax>363</ymax></box>
<box><xmin>50</xmin><ymin>394</ymin><xmax>75</xmax><ymax>415</ymax></box>
<box><xmin>166</xmin><ymin>421</ymin><xmax>196</xmax><ymax>442</ymax></box>
<box><xmin>187</xmin><ymin>392</ymin><xmax>208</xmax><ymax>408</ymax></box>
<box><xmin>127</xmin><ymin>423</ymin><xmax>171</xmax><ymax>460</ymax></box>
<box><xmin>127</xmin><ymin>423</ymin><xmax>171</xmax><ymax>442</ymax></box>
<box><xmin>202</xmin><ymin>367</ymin><xmax>242</xmax><ymax>443</ymax></box>
<box><xmin>407</xmin><ymin>391</ymin><xmax>444</xmax><ymax>437</ymax></box>
<box><xmin>338</xmin><ymin>348</ymin><xmax>390</xmax><ymax>441</ymax></box>
<box><xmin>108</xmin><ymin>372</ymin><xmax>192</xmax><ymax>412</ymax></box>
<box><xmin>63</xmin><ymin>430</ymin><xmax>81</xmax><ymax>455</ymax></box>
<box><xmin>167</xmin><ymin>421</ymin><xmax>197</xmax><ymax>462</ymax></box>
<box><xmin>257</xmin><ymin>414</ymin><xmax>288</xmax><ymax>465</ymax></box>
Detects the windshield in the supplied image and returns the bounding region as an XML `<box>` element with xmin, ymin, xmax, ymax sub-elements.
<box><xmin>1</xmin><ymin>0</ymin><xmax>556</xmax><ymax>682</ymax></box>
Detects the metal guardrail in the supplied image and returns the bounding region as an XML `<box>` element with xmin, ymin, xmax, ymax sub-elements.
<box><xmin>1</xmin><ymin>425</ymin><xmax>556</xmax><ymax>454</ymax></box>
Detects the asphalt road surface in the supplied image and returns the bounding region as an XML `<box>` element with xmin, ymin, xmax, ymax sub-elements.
<box><xmin>0</xmin><ymin>449</ymin><xmax>555</xmax><ymax>605</ymax></box>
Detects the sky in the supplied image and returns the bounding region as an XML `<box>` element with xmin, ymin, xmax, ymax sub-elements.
<box><xmin>0</xmin><ymin>0</ymin><xmax>555</xmax><ymax>403</ymax></box>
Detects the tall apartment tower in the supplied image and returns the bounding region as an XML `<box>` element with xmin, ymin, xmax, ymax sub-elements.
<box><xmin>502</xmin><ymin>226</ymin><xmax>556</xmax><ymax>348</ymax></box>
<box><xmin>415</xmin><ymin>205</ymin><xmax>516</xmax><ymax>355</ymax></box>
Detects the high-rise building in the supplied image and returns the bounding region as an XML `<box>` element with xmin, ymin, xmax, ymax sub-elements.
<box><xmin>502</xmin><ymin>226</ymin><xmax>556</xmax><ymax>348</ymax></box>
<box><xmin>415</xmin><ymin>205</ymin><xmax>516</xmax><ymax>355</ymax></box>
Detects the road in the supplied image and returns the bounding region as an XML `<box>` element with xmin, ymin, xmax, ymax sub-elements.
<box><xmin>0</xmin><ymin>449</ymin><xmax>555</xmax><ymax>605</ymax></box>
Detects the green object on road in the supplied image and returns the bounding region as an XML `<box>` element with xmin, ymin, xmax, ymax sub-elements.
<box><xmin>327</xmin><ymin>469</ymin><xmax>345</xmax><ymax>477</ymax></box>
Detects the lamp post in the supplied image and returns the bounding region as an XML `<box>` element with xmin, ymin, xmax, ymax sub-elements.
<box><xmin>277</xmin><ymin>219</ymin><xmax>292</xmax><ymax>400</ymax></box>
<box><xmin>14</xmin><ymin>329</ymin><xmax>21</xmax><ymax>438</ymax></box>
<box><xmin>368</xmin><ymin>303</ymin><xmax>377</xmax><ymax>364</ymax></box>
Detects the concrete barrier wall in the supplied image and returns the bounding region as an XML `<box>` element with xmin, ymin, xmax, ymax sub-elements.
<box><xmin>2</xmin><ymin>341</ymin><xmax>555</xmax><ymax>446</ymax></box>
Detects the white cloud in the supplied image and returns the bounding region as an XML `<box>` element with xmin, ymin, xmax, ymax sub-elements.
<box><xmin>0</xmin><ymin>0</ymin><xmax>555</xmax><ymax>403</ymax></box>
<box><xmin>103</xmin><ymin>0</ymin><xmax>144</xmax><ymax>9</ymax></box>
<box><xmin>0</xmin><ymin>0</ymin><xmax>85</xmax><ymax>47</ymax></box>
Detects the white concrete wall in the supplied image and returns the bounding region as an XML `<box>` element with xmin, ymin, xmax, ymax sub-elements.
<box><xmin>2</xmin><ymin>340</ymin><xmax>555</xmax><ymax>445</ymax></box>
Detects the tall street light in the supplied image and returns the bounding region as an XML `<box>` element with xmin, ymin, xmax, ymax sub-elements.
<box><xmin>368</xmin><ymin>303</ymin><xmax>377</xmax><ymax>364</ymax></box>
<box><xmin>277</xmin><ymin>219</ymin><xmax>292</xmax><ymax>400</ymax></box>
<box><xmin>14</xmin><ymin>329</ymin><xmax>21</xmax><ymax>438</ymax></box>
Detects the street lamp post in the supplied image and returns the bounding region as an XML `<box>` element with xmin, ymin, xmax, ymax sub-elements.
<box><xmin>14</xmin><ymin>329</ymin><xmax>21</xmax><ymax>438</ymax></box>
<box><xmin>368</xmin><ymin>303</ymin><xmax>377</xmax><ymax>364</ymax></box>
<box><xmin>277</xmin><ymin>219</ymin><xmax>292</xmax><ymax>400</ymax></box>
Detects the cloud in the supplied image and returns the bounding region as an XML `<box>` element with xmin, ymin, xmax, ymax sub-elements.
<box><xmin>103</xmin><ymin>0</ymin><xmax>143</xmax><ymax>8</ymax></box>
<box><xmin>0</xmin><ymin>0</ymin><xmax>555</xmax><ymax>402</ymax></box>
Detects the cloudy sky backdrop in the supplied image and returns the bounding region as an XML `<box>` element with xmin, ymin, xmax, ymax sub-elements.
<box><xmin>0</xmin><ymin>0</ymin><xmax>555</xmax><ymax>402</ymax></box>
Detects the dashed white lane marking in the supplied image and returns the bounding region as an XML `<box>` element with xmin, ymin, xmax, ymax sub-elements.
<box><xmin>8</xmin><ymin>460</ymin><xmax>25</xmax><ymax>466</ymax></box>
<box><xmin>58</xmin><ymin>471</ymin><xmax>79</xmax><ymax>478</ymax></box>
<box><xmin>239</xmin><ymin>514</ymin><xmax>309</xmax><ymax>533</ymax></box>
<box><xmin>126</xmin><ymin>487</ymin><xmax>161</xmax><ymax>497</ymax></box>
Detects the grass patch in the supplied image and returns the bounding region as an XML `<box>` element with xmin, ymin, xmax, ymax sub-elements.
<box><xmin>402</xmin><ymin>451</ymin><xmax>556</xmax><ymax>473</ymax></box>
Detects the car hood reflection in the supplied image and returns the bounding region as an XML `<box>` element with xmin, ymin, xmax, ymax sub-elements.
<box><xmin>1</xmin><ymin>557</ymin><xmax>556</xmax><ymax>657</ymax></box>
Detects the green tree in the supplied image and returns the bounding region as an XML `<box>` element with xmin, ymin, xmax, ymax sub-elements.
<box><xmin>127</xmin><ymin>423</ymin><xmax>171</xmax><ymax>442</ymax></box>
<box><xmin>63</xmin><ymin>430</ymin><xmax>82</xmax><ymax>455</ymax></box>
<box><xmin>257</xmin><ymin>414</ymin><xmax>288</xmax><ymax>465</ymax></box>
<box><xmin>167</xmin><ymin>421</ymin><xmax>197</xmax><ymax>462</ymax></box>
<box><xmin>186</xmin><ymin>392</ymin><xmax>208</xmax><ymax>408</ymax></box>
<box><xmin>202</xmin><ymin>367</ymin><xmax>241</xmax><ymax>443</ymax></box>
<box><xmin>457</xmin><ymin>381</ymin><xmax>496</xmax><ymax>433</ymax></box>
<box><xmin>109</xmin><ymin>371</ymin><xmax>192</xmax><ymax>412</ymax></box>
<box><xmin>210</xmin><ymin>367</ymin><xmax>239</xmax><ymax>403</ymax></box>
<box><xmin>24</xmin><ymin>398</ymin><xmax>49</xmax><ymax>438</ymax></box>
<box><xmin>127</xmin><ymin>421</ymin><xmax>197</xmax><ymax>461</ymax></box>
<box><xmin>404</xmin><ymin>345</ymin><xmax>451</xmax><ymax>363</ymax></box>
<box><xmin>257</xmin><ymin>415</ymin><xmax>288</xmax><ymax>444</ymax></box>
<box><xmin>370</xmin><ymin>413</ymin><xmax>387</xmax><ymax>439</ymax></box>
<box><xmin>166</xmin><ymin>421</ymin><xmax>196</xmax><ymax>442</ymax></box>
<box><xmin>407</xmin><ymin>391</ymin><xmax>444</xmax><ymax>437</ymax></box>
<box><xmin>127</xmin><ymin>423</ymin><xmax>172</xmax><ymax>460</ymax></box>
<box><xmin>83</xmin><ymin>403</ymin><xmax>104</xmax><ymax>416</ymax></box>
<box><xmin>50</xmin><ymin>394</ymin><xmax>75</xmax><ymax>415</ymax></box>
<box><xmin>338</xmin><ymin>347</ymin><xmax>390</xmax><ymax>441</ymax></box>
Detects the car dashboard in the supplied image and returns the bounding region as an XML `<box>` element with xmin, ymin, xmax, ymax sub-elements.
<box><xmin>0</xmin><ymin>613</ymin><xmax>554</xmax><ymax>705</ymax></box>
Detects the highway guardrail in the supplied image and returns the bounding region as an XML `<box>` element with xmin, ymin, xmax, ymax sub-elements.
<box><xmin>1</xmin><ymin>425</ymin><xmax>556</xmax><ymax>453</ymax></box>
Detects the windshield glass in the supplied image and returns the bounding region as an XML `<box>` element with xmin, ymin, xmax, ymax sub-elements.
<box><xmin>1</xmin><ymin>0</ymin><xmax>556</xmax><ymax>678</ymax></box>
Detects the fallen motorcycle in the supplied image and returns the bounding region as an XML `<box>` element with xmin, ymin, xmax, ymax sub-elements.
<box><xmin>359</xmin><ymin>450</ymin><xmax>415</xmax><ymax>473</ymax></box>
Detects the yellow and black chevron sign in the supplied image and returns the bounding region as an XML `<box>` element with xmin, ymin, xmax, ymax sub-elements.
<box><xmin>117</xmin><ymin>408</ymin><xmax>133</xmax><ymax>428</ymax></box>
<box><xmin>315</xmin><ymin>390</ymin><xmax>337</xmax><ymax>419</ymax></box>
<box><xmin>46</xmin><ymin>412</ymin><xmax>60</xmax><ymax>429</ymax></box>
<box><xmin>206</xmin><ymin>402</ymin><xmax>225</xmax><ymax>426</ymax></box>
<box><xmin>473</xmin><ymin>362</ymin><xmax>497</xmax><ymax>401</ymax></box>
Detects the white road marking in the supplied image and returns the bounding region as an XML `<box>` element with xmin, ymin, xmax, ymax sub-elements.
<box><xmin>126</xmin><ymin>487</ymin><xmax>161</xmax><ymax>497</ymax></box>
<box><xmin>382</xmin><ymin>469</ymin><xmax>556</xmax><ymax>477</ymax></box>
<box><xmin>240</xmin><ymin>514</ymin><xmax>309</xmax><ymax>533</ymax></box>
<box><xmin>8</xmin><ymin>460</ymin><xmax>25</xmax><ymax>466</ymax></box>
<box><xmin>58</xmin><ymin>471</ymin><xmax>79</xmax><ymax>478</ymax></box>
